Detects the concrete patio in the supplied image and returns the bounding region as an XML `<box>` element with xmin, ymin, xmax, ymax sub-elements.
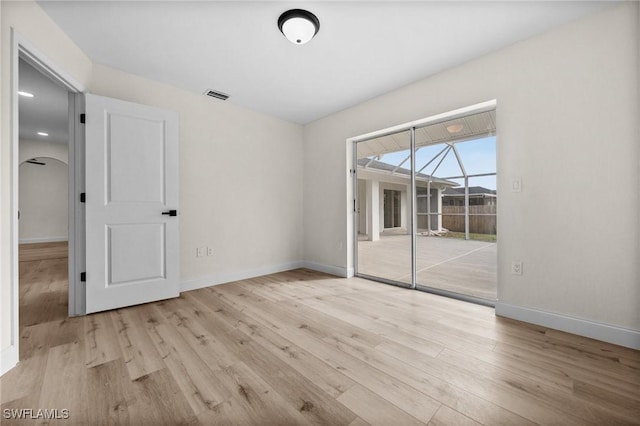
<box><xmin>357</xmin><ymin>233</ymin><xmax>497</xmax><ymax>300</ymax></box>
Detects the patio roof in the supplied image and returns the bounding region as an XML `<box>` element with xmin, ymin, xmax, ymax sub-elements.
<box><xmin>356</xmin><ymin>109</ymin><xmax>496</xmax><ymax>158</ymax></box>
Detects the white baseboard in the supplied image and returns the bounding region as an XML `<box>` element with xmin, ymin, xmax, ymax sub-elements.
<box><xmin>1</xmin><ymin>345</ymin><xmax>18</xmax><ymax>376</ymax></box>
<box><xmin>495</xmin><ymin>302</ymin><xmax>640</xmax><ymax>350</ymax></box>
<box><xmin>303</xmin><ymin>261</ymin><xmax>350</xmax><ymax>278</ymax></box>
<box><xmin>180</xmin><ymin>261</ymin><xmax>305</xmax><ymax>293</ymax></box>
<box><xmin>19</xmin><ymin>236</ymin><xmax>68</xmax><ymax>244</ymax></box>
<box><xmin>180</xmin><ymin>260</ymin><xmax>354</xmax><ymax>293</ymax></box>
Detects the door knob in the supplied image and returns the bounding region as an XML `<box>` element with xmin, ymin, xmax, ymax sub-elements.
<box><xmin>162</xmin><ymin>210</ymin><xmax>178</xmax><ymax>216</ymax></box>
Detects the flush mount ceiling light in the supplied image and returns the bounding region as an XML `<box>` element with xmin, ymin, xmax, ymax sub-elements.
<box><xmin>278</xmin><ymin>9</ymin><xmax>320</xmax><ymax>45</ymax></box>
<box><xmin>446</xmin><ymin>124</ymin><xmax>464</xmax><ymax>134</ymax></box>
<box><xmin>18</xmin><ymin>91</ymin><xmax>34</xmax><ymax>97</ymax></box>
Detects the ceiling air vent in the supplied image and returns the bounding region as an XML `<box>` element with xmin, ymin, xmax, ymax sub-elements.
<box><xmin>203</xmin><ymin>89</ymin><xmax>230</xmax><ymax>101</ymax></box>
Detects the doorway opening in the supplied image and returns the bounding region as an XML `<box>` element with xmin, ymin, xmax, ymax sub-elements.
<box><xmin>17</xmin><ymin>58</ymin><xmax>72</xmax><ymax>334</ymax></box>
<box><xmin>6</xmin><ymin>33</ymin><xmax>85</xmax><ymax>374</ymax></box>
<box><xmin>353</xmin><ymin>103</ymin><xmax>497</xmax><ymax>305</ymax></box>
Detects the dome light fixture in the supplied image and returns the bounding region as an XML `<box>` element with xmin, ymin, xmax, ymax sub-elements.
<box><xmin>278</xmin><ymin>9</ymin><xmax>320</xmax><ymax>45</ymax></box>
<box><xmin>446</xmin><ymin>124</ymin><xmax>464</xmax><ymax>134</ymax></box>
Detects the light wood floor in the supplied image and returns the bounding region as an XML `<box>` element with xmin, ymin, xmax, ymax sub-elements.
<box><xmin>2</xmin><ymin>247</ymin><xmax>639</xmax><ymax>425</ymax></box>
<box><xmin>18</xmin><ymin>242</ymin><xmax>69</xmax><ymax>329</ymax></box>
<box><xmin>19</xmin><ymin>241</ymin><xmax>69</xmax><ymax>262</ymax></box>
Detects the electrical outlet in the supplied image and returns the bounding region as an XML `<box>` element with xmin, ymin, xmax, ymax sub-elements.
<box><xmin>511</xmin><ymin>261</ymin><xmax>523</xmax><ymax>275</ymax></box>
<box><xmin>207</xmin><ymin>247</ymin><xmax>214</xmax><ymax>256</ymax></box>
<box><xmin>512</xmin><ymin>178</ymin><xmax>522</xmax><ymax>192</ymax></box>
<box><xmin>196</xmin><ymin>247</ymin><xmax>205</xmax><ymax>257</ymax></box>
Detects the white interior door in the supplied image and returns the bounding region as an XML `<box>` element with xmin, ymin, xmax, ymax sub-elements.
<box><xmin>85</xmin><ymin>94</ymin><xmax>179</xmax><ymax>314</ymax></box>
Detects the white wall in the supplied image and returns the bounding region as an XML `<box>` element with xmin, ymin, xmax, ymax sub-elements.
<box><xmin>19</xmin><ymin>156</ymin><xmax>68</xmax><ymax>243</ymax></box>
<box><xmin>19</xmin><ymin>138</ymin><xmax>68</xmax><ymax>165</ymax></box>
<box><xmin>1</xmin><ymin>0</ymin><xmax>92</xmax><ymax>357</ymax></box>
<box><xmin>19</xmin><ymin>139</ymin><xmax>69</xmax><ymax>243</ymax></box>
<box><xmin>303</xmin><ymin>2</ymin><xmax>640</xmax><ymax>338</ymax></box>
<box><xmin>89</xmin><ymin>65</ymin><xmax>304</xmax><ymax>290</ymax></box>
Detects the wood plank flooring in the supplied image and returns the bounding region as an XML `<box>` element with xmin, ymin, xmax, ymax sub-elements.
<box><xmin>19</xmin><ymin>241</ymin><xmax>68</xmax><ymax>262</ymax></box>
<box><xmin>2</xmin><ymin>246</ymin><xmax>639</xmax><ymax>425</ymax></box>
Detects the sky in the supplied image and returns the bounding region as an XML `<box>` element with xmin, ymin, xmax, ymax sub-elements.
<box><xmin>373</xmin><ymin>136</ymin><xmax>497</xmax><ymax>190</ymax></box>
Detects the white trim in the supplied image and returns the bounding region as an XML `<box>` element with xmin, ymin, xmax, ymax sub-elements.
<box><xmin>18</xmin><ymin>237</ymin><xmax>68</xmax><ymax>244</ymax></box>
<box><xmin>15</xmin><ymin>33</ymin><xmax>86</xmax><ymax>93</ymax></box>
<box><xmin>180</xmin><ymin>261</ymin><xmax>305</xmax><ymax>293</ymax></box>
<box><xmin>303</xmin><ymin>261</ymin><xmax>351</xmax><ymax>278</ymax></box>
<box><xmin>8</xmin><ymin>30</ymin><xmax>86</xmax><ymax>376</ymax></box>
<box><xmin>180</xmin><ymin>261</ymin><xmax>353</xmax><ymax>293</ymax></box>
<box><xmin>9</xmin><ymin>29</ymin><xmax>20</xmax><ymax>376</ymax></box>
<box><xmin>1</xmin><ymin>345</ymin><xmax>18</xmax><ymax>377</ymax></box>
<box><xmin>347</xmin><ymin>99</ymin><xmax>497</xmax><ymax>143</ymax></box>
<box><xmin>69</xmin><ymin>93</ymin><xmax>86</xmax><ymax>317</ymax></box>
<box><xmin>496</xmin><ymin>302</ymin><xmax>640</xmax><ymax>350</ymax></box>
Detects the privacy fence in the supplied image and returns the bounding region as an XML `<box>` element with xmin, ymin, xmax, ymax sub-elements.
<box><xmin>442</xmin><ymin>205</ymin><xmax>497</xmax><ymax>235</ymax></box>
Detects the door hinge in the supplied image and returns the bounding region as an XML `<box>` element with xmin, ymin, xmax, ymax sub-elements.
<box><xmin>350</xmin><ymin>169</ymin><xmax>356</xmax><ymax>176</ymax></box>
<box><xmin>353</xmin><ymin>199</ymin><xmax>356</xmax><ymax>212</ymax></box>
<box><xmin>80</xmin><ymin>272</ymin><xmax>86</xmax><ymax>282</ymax></box>
<box><xmin>80</xmin><ymin>193</ymin><xmax>86</xmax><ymax>203</ymax></box>
<box><xmin>80</xmin><ymin>113</ymin><xmax>86</xmax><ymax>124</ymax></box>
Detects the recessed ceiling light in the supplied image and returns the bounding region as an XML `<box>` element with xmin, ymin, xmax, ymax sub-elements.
<box><xmin>278</xmin><ymin>9</ymin><xmax>320</xmax><ymax>45</ymax></box>
<box><xmin>446</xmin><ymin>124</ymin><xmax>464</xmax><ymax>134</ymax></box>
<box><xmin>37</xmin><ymin>132</ymin><xmax>48</xmax><ymax>136</ymax></box>
<box><xmin>18</xmin><ymin>91</ymin><xmax>34</xmax><ymax>98</ymax></box>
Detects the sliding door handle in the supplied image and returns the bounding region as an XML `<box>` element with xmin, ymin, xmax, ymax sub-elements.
<box><xmin>162</xmin><ymin>210</ymin><xmax>178</xmax><ymax>216</ymax></box>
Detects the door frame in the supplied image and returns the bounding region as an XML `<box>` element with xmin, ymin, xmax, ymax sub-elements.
<box><xmin>8</xmin><ymin>30</ymin><xmax>86</xmax><ymax>369</ymax></box>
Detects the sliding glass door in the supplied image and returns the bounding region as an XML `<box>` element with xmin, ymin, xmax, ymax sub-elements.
<box><xmin>413</xmin><ymin>112</ymin><xmax>497</xmax><ymax>302</ymax></box>
<box><xmin>355</xmin><ymin>129</ymin><xmax>413</xmax><ymax>287</ymax></box>
<box><xmin>354</xmin><ymin>108</ymin><xmax>497</xmax><ymax>305</ymax></box>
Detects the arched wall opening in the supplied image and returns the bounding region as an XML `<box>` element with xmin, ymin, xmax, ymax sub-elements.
<box><xmin>18</xmin><ymin>157</ymin><xmax>69</xmax><ymax>243</ymax></box>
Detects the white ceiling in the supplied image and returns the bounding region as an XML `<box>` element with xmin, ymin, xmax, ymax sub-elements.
<box><xmin>19</xmin><ymin>58</ymin><xmax>69</xmax><ymax>145</ymax></box>
<box><xmin>37</xmin><ymin>1</ymin><xmax>613</xmax><ymax>124</ymax></box>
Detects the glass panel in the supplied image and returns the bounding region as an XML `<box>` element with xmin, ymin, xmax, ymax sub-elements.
<box><xmin>454</xmin><ymin>137</ymin><xmax>496</xmax><ymax>176</ymax></box>
<box><xmin>356</xmin><ymin>129</ymin><xmax>412</xmax><ymax>286</ymax></box>
<box><xmin>414</xmin><ymin>111</ymin><xmax>497</xmax><ymax>301</ymax></box>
